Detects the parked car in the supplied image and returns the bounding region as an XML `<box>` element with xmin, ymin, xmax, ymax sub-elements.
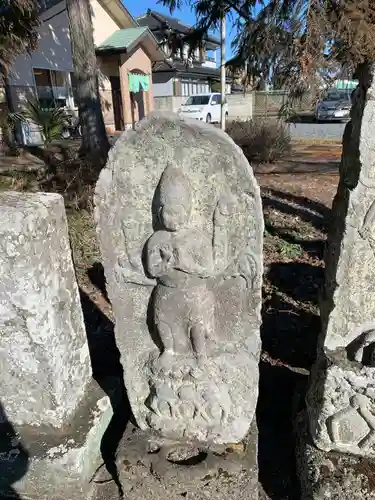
<box><xmin>178</xmin><ymin>93</ymin><xmax>228</xmax><ymax>123</ymax></box>
<box><xmin>315</xmin><ymin>89</ymin><xmax>352</xmax><ymax>122</ymax></box>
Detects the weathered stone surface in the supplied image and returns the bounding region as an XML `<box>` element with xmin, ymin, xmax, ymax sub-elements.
<box><xmin>306</xmin><ymin>66</ymin><xmax>375</xmax><ymax>458</ymax></box>
<box><xmin>95</xmin><ymin>112</ymin><xmax>263</xmax><ymax>443</ymax></box>
<box><xmin>92</xmin><ymin>421</ymin><xmax>258</xmax><ymax>500</ymax></box>
<box><xmin>296</xmin><ymin>411</ymin><xmax>375</xmax><ymax>499</ymax></box>
<box><xmin>0</xmin><ymin>192</ymin><xmax>91</xmax><ymax>428</ymax></box>
<box><xmin>0</xmin><ymin>382</ymin><xmax>112</xmax><ymax>500</ymax></box>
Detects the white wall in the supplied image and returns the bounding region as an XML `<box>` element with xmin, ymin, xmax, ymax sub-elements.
<box><xmin>227</xmin><ymin>93</ymin><xmax>254</xmax><ymax>120</ymax></box>
<box><xmin>90</xmin><ymin>0</ymin><xmax>121</xmax><ymax>46</ymax></box>
<box><xmin>152</xmin><ymin>73</ymin><xmax>174</xmax><ymax>97</ymax></box>
<box><xmin>154</xmin><ymin>96</ymin><xmax>187</xmax><ymax>112</ymax></box>
<box><xmin>9</xmin><ymin>1</ymin><xmax>73</xmax><ymax>86</ymax></box>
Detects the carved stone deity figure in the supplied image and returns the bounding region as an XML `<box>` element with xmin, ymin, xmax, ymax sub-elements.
<box><xmin>145</xmin><ymin>164</ymin><xmax>217</xmax><ymax>370</ymax></box>
<box><xmin>95</xmin><ymin>113</ymin><xmax>263</xmax><ymax>443</ymax></box>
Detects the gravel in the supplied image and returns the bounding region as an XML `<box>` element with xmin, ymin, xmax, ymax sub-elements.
<box><xmin>287</xmin><ymin>121</ymin><xmax>346</xmax><ymax>140</ymax></box>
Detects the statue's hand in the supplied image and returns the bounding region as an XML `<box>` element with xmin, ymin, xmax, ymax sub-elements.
<box><xmin>115</xmin><ymin>257</ymin><xmax>155</xmax><ymax>286</ymax></box>
<box><xmin>148</xmin><ymin>241</ymin><xmax>175</xmax><ymax>277</ymax></box>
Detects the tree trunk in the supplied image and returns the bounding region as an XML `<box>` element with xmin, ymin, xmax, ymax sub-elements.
<box><xmin>66</xmin><ymin>0</ymin><xmax>110</xmax><ymax>164</ymax></box>
<box><xmin>1</xmin><ymin>66</ymin><xmax>21</xmax><ymax>152</ymax></box>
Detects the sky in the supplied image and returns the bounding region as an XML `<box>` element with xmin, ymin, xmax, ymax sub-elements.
<box><xmin>126</xmin><ymin>0</ymin><xmax>237</xmax><ymax>58</ymax></box>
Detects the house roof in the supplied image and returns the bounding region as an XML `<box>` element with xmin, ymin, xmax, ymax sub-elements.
<box><xmin>154</xmin><ymin>61</ymin><xmax>231</xmax><ymax>81</ymax></box>
<box><xmin>136</xmin><ymin>10</ymin><xmax>220</xmax><ymax>47</ymax></box>
<box><xmin>96</xmin><ymin>26</ymin><xmax>166</xmax><ymax>63</ymax></box>
<box><xmin>97</xmin><ymin>27</ymin><xmax>148</xmax><ymax>51</ymax></box>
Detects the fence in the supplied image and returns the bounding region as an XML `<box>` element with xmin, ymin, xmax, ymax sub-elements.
<box><xmin>153</xmin><ymin>94</ymin><xmax>254</xmax><ymax>120</ymax></box>
<box><xmin>253</xmin><ymin>90</ymin><xmax>314</xmax><ymax>118</ymax></box>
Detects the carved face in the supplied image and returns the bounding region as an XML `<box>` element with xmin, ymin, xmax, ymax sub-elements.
<box><xmin>158</xmin><ymin>165</ymin><xmax>192</xmax><ymax>231</ymax></box>
<box><xmin>160</xmin><ymin>203</ymin><xmax>190</xmax><ymax>231</ymax></box>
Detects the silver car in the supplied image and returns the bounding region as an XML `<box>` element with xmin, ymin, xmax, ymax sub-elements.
<box><xmin>315</xmin><ymin>90</ymin><xmax>352</xmax><ymax>122</ymax></box>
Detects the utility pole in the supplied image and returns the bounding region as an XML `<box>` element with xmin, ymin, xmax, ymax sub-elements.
<box><xmin>220</xmin><ymin>12</ymin><xmax>226</xmax><ymax>131</ymax></box>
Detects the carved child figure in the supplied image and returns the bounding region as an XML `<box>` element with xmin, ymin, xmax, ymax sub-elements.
<box><xmin>146</xmin><ymin>165</ymin><xmax>217</xmax><ymax>370</ymax></box>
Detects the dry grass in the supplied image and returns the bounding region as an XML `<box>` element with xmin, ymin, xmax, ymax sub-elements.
<box><xmin>0</xmin><ymin>151</ymin><xmax>101</xmax><ymax>287</ymax></box>
<box><xmin>67</xmin><ymin>209</ymin><xmax>100</xmax><ymax>279</ymax></box>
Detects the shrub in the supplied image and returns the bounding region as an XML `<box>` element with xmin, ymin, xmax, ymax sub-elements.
<box><xmin>226</xmin><ymin>119</ymin><xmax>291</xmax><ymax>163</ymax></box>
<box><xmin>21</xmin><ymin>99</ymin><xmax>66</xmax><ymax>144</ymax></box>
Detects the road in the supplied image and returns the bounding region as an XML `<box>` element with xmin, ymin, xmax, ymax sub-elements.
<box><xmin>286</xmin><ymin>121</ymin><xmax>346</xmax><ymax>140</ymax></box>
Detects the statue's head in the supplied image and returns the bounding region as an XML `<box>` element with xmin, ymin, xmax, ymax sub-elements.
<box><xmin>158</xmin><ymin>164</ymin><xmax>192</xmax><ymax>231</ymax></box>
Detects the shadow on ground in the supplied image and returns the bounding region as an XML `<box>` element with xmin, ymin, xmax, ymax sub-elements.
<box><xmin>257</xmin><ymin>187</ymin><xmax>328</xmax><ymax>499</ymax></box>
<box><xmin>0</xmin><ymin>402</ymin><xmax>29</xmax><ymax>499</ymax></box>
<box><xmin>254</xmin><ymin>162</ymin><xmax>339</xmax><ymax>175</ymax></box>
<box><xmin>285</xmin><ymin>113</ymin><xmax>316</xmax><ymax>124</ymax></box>
<box><xmin>286</xmin><ymin>113</ymin><xmax>345</xmax><ymax>124</ymax></box>
<box><xmin>80</xmin><ymin>289</ymin><xmax>133</xmax><ymax>497</ymax></box>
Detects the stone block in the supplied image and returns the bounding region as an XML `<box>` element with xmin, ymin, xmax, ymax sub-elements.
<box><xmin>92</xmin><ymin>421</ymin><xmax>258</xmax><ymax>500</ymax></box>
<box><xmin>0</xmin><ymin>383</ymin><xmax>112</xmax><ymax>500</ymax></box>
<box><xmin>0</xmin><ymin>192</ymin><xmax>91</xmax><ymax>428</ymax></box>
<box><xmin>306</xmin><ymin>65</ymin><xmax>375</xmax><ymax>458</ymax></box>
<box><xmin>296</xmin><ymin>411</ymin><xmax>375</xmax><ymax>500</ymax></box>
<box><xmin>95</xmin><ymin>112</ymin><xmax>263</xmax><ymax>443</ymax></box>
<box><xmin>307</xmin><ymin>354</ymin><xmax>375</xmax><ymax>458</ymax></box>
<box><xmin>0</xmin><ymin>192</ymin><xmax>113</xmax><ymax>499</ymax></box>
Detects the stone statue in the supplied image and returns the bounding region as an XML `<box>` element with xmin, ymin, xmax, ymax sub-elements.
<box><xmin>145</xmin><ymin>164</ymin><xmax>216</xmax><ymax>370</ymax></box>
<box><xmin>95</xmin><ymin>113</ymin><xmax>263</xmax><ymax>444</ymax></box>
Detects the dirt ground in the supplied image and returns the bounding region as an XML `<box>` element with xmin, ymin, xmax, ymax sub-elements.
<box><xmin>254</xmin><ymin>159</ymin><xmax>339</xmax><ymax>499</ymax></box>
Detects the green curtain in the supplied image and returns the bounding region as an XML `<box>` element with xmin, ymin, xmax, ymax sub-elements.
<box><xmin>128</xmin><ymin>74</ymin><xmax>150</xmax><ymax>92</ymax></box>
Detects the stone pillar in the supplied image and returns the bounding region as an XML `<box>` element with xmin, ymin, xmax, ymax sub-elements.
<box><xmin>306</xmin><ymin>64</ymin><xmax>375</xmax><ymax>459</ymax></box>
<box><xmin>94</xmin><ymin>112</ymin><xmax>263</xmax><ymax>498</ymax></box>
<box><xmin>0</xmin><ymin>192</ymin><xmax>112</xmax><ymax>500</ymax></box>
<box><xmin>0</xmin><ymin>192</ymin><xmax>91</xmax><ymax>427</ymax></box>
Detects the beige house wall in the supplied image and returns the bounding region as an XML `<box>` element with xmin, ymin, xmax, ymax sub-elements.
<box><xmin>91</xmin><ymin>0</ymin><xmax>122</xmax><ymax>45</ymax></box>
<box><xmin>120</xmin><ymin>46</ymin><xmax>154</xmax><ymax>128</ymax></box>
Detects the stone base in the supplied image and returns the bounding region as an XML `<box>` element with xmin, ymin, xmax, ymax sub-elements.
<box><xmin>307</xmin><ymin>352</ymin><xmax>375</xmax><ymax>459</ymax></box>
<box><xmin>0</xmin><ymin>382</ymin><xmax>112</xmax><ymax>500</ymax></box>
<box><xmin>92</xmin><ymin>421</ymin><xmax>259</xmax><ymax>500</ymax></box>
<box><xmin>296</xmin><ymin>411</ymin><xmax>375</xmax><ymax>499</ymax></box>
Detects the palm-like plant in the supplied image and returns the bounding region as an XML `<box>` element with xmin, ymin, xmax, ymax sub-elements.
<box><xmin>21</xmin><ymin>99</ymin><xmax>67</xmax><ymax>144</ymax></box>
<box><xmin>0</xmin><ymin>102</ymin><xmax>25</xmax><ymax>153</ymax></box>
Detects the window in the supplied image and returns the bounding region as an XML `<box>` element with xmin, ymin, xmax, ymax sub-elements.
<box><xmin>186</xmin><ymin>95</ymin><xmax>210</xmax><ymax>106</ymax></box>
<box><xmin>211</xmin><ymin>94</ymin><xmax>220</xmax><ymax>105</ymax></box>
<box><xmin>33</xmin><ymin>68</ymin><xmax>70</xmax><ymax>108</ymax></box>
<box><xmin>182</xmin><ymin>81</ymin><xmax>189</xmax><ymax>96</ymax></box>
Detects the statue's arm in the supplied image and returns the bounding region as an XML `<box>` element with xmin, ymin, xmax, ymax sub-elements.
<box><xmin>145</xmin><ymin>231</ymin><xmax>175</xmax><ymax>278</ymax></box>
<box><xmin>115</xmin><ymin>221</ymin><xmax>156</xmax><ymax>286</ymax></box>
<box><xmin>115</xmin><ymin>252</ymin><xmax>156</xmax><ymax>286</ymax></box>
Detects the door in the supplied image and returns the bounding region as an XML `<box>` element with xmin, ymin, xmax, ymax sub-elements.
<box><xmin>210</xmin><ymin>94</ymin><xmax>221</xmax><ymax>122</ymax></box>
<box><xmin>110</xmin><ymin>76</ymin><xmax>124</xmax><ymax>131</ymax></box>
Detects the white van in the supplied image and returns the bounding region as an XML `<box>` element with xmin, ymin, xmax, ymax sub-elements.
<box><xmin>178</xmin><ymin>93</ymin><xmax>228</xmax><ymax>123</ymax></box>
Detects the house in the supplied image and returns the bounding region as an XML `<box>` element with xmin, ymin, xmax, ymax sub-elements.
<box><xmin>6</xmin><ymin>0</ymin><xmax>165</xmax><ymax>142</ymax></box>
<box><xmin>137</xmin><ymin>10</ymin><xmax>230</xmax><ymax>99</ymax></box>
